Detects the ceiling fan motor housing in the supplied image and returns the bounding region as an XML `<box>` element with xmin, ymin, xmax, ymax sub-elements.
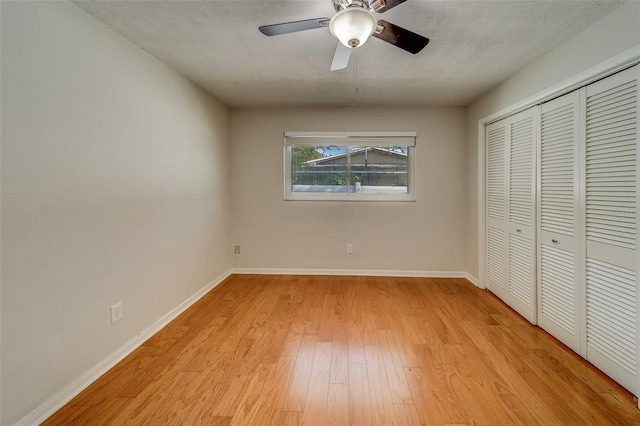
<box><xmin>333</xmin><ymin>0</ymin><xmax>384</xmax><ymax>13</ymax></box>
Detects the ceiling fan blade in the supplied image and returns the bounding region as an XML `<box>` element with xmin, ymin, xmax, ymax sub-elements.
<box><xmin>259</xmin><ymin>18</ymin><xmax>329</xmax><ymax>36</ymax></box>
<box><xmin>372</xmin><ymin>20</ymin><xmax>429</xmax><ymax>54</ymax></box>
<box><xmin>330</xmin><ymin>42</ymin><xmax>352</xmax><ymax>71</ymax></box>
<box><xmin>372</xmin><ymin>0</ymin><xmax>408</xmax><ymax>13</ymax></box>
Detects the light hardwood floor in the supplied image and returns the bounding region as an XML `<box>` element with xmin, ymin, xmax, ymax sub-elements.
<box><xmin>44</xmin><ymin>274</ymin><xmax>640</xmax><ymax>425</ymax></box>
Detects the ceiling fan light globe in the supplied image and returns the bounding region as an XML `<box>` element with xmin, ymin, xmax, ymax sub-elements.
<box><xmin>329</xmin><ymin>7</ymin><xmax>377</xmax><ymax>49</ymax></box>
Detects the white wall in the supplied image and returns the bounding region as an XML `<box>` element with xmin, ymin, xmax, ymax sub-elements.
<box><xmin>230</xmin><ymin>107</ymin><xmax>468</xmax><ymax>273</ymax></box>
<box><xmin>465</xmin><ymin>1</ymin><xmax>640</xmax><ymax>280</ymax></box>
<box><xmin>0</xmin><ymin>2</ymin><xmax>231</xmax><ymax>424</ymax></box>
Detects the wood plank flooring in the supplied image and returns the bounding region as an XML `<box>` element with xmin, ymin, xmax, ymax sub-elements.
<box><xmin>44</xmin><ymin>274</ymin><xmax>640</xmax><ymax>425</ymax></box>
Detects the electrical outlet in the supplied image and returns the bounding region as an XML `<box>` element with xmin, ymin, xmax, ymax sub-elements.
<box><xmin>234</xmin><ymin>245</ymin><xmax>241</xmax><ymax>254</ymax></box>
<box><xmin>110</xmin><ymin>301</ymin><xmax>123</xmax><ymax>324</ymax></box>
<box><xmin>346</xmin><ymin>243</ymin><xmax>353</xmax><ymax>254</ymax></box>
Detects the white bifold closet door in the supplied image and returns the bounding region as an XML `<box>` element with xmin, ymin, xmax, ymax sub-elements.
<box><xmin>583</xmin><ymin>65</ymin><xmax>639</xmax><ymax>393</ymax></box>
<box><xmin>538</xmin><ymin>91</ymin><xmax>582</xmax><ymax>354</ymax></box>
<box><xmin>507</xmin><ymin>108</ymin><xmax>538</xmax><ymax>323</ymax></box>
<box><xmin>486</xmin><ymin>119</ymin><xmax>508</xmax><ymax>303</ymax></box>
<box><xmin>486</xmin><ymin>107</ymin><xmax>538</xmax><ymax>324</ymax></box>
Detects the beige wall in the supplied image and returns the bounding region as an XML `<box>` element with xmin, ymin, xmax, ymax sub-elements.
<box><xmin>230</xmin><ymin>107</ymin><xmax>468</xmax><ymax>273</ymax></box>
<box><xmin>1</xmin><ymin>2</ymin><xmax>231</xmax><ymax>424</ymax></box>
<box><xmin>465</xmin><ymin>1</ymin><xmax>640</xmax><ymax>279</ymax></box>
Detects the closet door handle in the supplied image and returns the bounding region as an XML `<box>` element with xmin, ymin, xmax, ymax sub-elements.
<box><xmin>552</xmin><ymin>239</ymin><xmax>558</xmax><ymax>244</ymax></box>
<box><xmin>516</xmin><ymin>229</ymin><xmax>522</xmax><ymax>233</ymax></box>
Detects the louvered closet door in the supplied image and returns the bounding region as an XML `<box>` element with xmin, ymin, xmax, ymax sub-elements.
<box><xmin>486</xmin><ymin>119</ymin><xmax>509</xmax><ymax>301</ymax></box>
<box><xmin>584</xmin><ymin>65</ymin><xmax>639</xmax><ymax>393</ymax></box>
<box><xmin>538</xmin><ymin>91</ymin><xmax>582</xmax><ymax>354</ymax></box>
<box><xmin>507</xmin><ymin>108</ymin><xmax>538</xmax><ymax>324</ymax></box>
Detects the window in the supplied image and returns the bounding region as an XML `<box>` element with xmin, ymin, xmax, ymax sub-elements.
<box><xmin>284</xmin><ymin>132</ymin><xmax>416</xmax><ymax>201</ymax></box>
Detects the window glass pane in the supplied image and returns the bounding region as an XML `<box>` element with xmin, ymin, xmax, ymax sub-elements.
<box><xmin>285</xmin><ymin>136</ymin><xmax>414</xmax><ymax>201</ymax></box>
<box><xmin>291</xmin><ymin>146</ymin><xmax>349</xmax><ymax>193</ymax></box>
<box><xmin>290</xmin><ymin>145</ymin><xmax>409</xmax><ymax>195</ymax></box>
<box><xmin>352</xmin><ymin>146</ymin><xmax>408</xmax><ymax>194</ymax></box>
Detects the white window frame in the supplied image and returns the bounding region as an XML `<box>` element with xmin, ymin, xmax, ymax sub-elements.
<box><xmin>284</xmin><ymin>131</ymin><xmax>416</xmax><ymax>201</ymax></box>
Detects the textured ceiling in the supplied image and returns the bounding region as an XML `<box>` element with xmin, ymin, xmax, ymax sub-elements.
<box><xmin>73</xmin><ymin>0</ymin><xmax>627</xmax><ymax>107</ymax></box>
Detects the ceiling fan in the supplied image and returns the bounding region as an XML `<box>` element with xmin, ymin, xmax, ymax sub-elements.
<box><xmin>259</xmin><ymin>0</ymin><xmax>429</xmax><ymax>71</ymax></box>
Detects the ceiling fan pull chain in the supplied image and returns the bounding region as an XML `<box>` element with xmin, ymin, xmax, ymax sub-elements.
<box><xmin>353</xmin><ymin>53</ymin><xmax>359</xmax><ymax>106</ymax></box>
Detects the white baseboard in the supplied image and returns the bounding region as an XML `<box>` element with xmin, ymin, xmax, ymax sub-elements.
<box><xmin>464</xmin><ymin>272</ymin><xmax>480</xmax><ymax>287</ymax></box>
<box><xmin>232</xmin><ymin>267</ymin><xmax>480</xmax><ymax>286</ymax></box>
<box><xmin>16</xmin><ymin>269</ymin><xmax>233</xmax><ymax>426</ymax></box>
